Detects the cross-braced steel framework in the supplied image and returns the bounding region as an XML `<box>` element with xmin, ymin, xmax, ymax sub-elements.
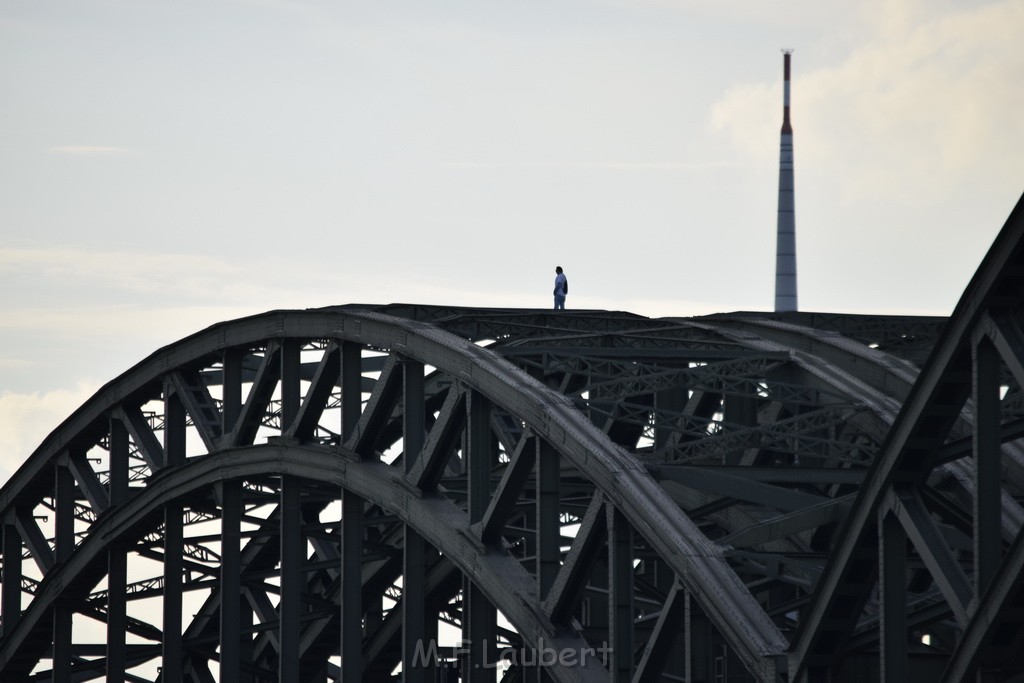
<box><xmin>1</xmin><ymin>195</ymin><xmax>1023</xmax><ymax>682</ymax></box>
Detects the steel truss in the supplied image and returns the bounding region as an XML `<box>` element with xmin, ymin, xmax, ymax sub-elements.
<box><xmin>2</xmin><ymin>195</ymin><xmax>1023</xmax><ymax>682</ymax></box>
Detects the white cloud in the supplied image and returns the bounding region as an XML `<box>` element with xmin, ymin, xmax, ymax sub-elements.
<box><xmin>0</xmin><ymin>247</ymin><xmax>247</xmax><ymax>298</ymax></box>
<box><xmin>710</xmin><ymin>0</ymin><xmax>1024</xmax><ymax>205</ymax></box>
<box><xmin>48</xmin><ymin>146</ymin><xmax>136</xmax><ymax>156</ymax></box>
<box><xmin>442</xmin><ymin>160</ymin><xmax>743</xmax><ymax>171</ymax></box>
<box><xmin>0</xmin><ymin>358</ymin><xmax>35</xmax><ymax>369</ymax></box>
<box><xmin>592</xmin><ymin>161</ymin><xmax>744</xmax><ymax>171</ymax></box>
<box><xmin>0</xmin><ymin>247</ymin><xmax>379</xmax><ymax>309</ymax></box>
<box><xmin>0</xmin><ymin>304</ymin><xmax>261</xmax><ymax>340</ymax></box>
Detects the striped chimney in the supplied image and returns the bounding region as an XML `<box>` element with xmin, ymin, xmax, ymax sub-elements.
<box><xmin>775</xmin><ymin>50</ymin><xmax>798</xmax><ymax>312</ymax></box>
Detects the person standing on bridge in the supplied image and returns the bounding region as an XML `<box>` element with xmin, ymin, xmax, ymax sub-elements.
<box><xmin>553</xmin><ymin>266</ymin><xmax>568</xmax><ymax>310</ymax></box>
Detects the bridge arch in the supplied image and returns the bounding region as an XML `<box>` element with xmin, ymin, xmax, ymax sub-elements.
<box><xmin>3</xmin><ymin>191</ymin><xmax>1024</xmax><ymax>682</ymax></box>
<box><xmin>1</xmin><ymin>308</ymin><xmax>785</xmax><ymax>681</ymax></box>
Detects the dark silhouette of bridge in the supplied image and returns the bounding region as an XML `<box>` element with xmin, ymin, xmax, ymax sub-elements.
<box><xmin>2</xmin><ymin>193</ymin><xmax>1024</xmax><ymax>681</ymax></box>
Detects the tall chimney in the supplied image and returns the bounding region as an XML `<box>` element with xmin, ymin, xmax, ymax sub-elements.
<box><xmin>775</xmin><ymin>50</ymin><xmax>798</xmax><ymax>312</ymax></box>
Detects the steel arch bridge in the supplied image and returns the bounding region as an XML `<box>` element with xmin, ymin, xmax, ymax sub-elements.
<box><xmin>2</xmin><ymin>197</ymin><xmax>1024</xmax><ymax>682</ymax></box>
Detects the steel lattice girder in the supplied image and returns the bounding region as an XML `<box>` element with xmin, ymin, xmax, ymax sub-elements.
<box><xmin>1</xmin><ymin>309</ymin><xmax>790</xmax><ymax>682</ymax></box>
<box><xmin>790</xmin><ymin>191</ymin><xmax>1024</xmax><ymax>681</ymax></box>
<box><xmin>3</xmin><ymin>195</ymin><xmax>1024</xmax><ymax>682</ymax></box>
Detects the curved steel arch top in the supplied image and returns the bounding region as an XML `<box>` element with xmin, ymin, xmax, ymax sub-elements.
<box><xmin>2</xmin><ymin>305</ymin><xmax>803</xmax><ymax>681</ymax></box>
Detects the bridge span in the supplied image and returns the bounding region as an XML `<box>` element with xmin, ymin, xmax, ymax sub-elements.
<box><xmin>2</xmin><ymin>194</ymin><xmax>1023</xmax><ymax>681</ymax></box>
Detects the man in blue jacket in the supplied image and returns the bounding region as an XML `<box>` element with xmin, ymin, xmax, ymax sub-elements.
<box><xmin>553</xmin><ymin>266</ymin><xmax>568</xmax><ymax>310</ymax></box>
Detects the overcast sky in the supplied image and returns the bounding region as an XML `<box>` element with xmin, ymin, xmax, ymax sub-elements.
<box><xmin>2</xmin><ymin>0</ymin><xmax>1023</xmax><ymax>482</ymax></box>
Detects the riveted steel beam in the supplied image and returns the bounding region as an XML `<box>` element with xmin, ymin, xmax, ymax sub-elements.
<box><xmin>116</xmin><ymin>404</ymin><xmax>165</xmax><ymax>471</ymax></box>
<box><xmin>220</xmin><ymin>479</ymin><xmax>243</xmax><ymax>683</ymax></box>
<box><xmin>53</xmin><ymin>463</ymin><xmax>75</xmax><ymax>683</ymax></box>
<box><xmin>608</xmin><ymin>506</ymin><xmax>634</xmax><ymax>682</ymax></box>
<box><xmin>536</xmin><ymin>439</ymin><xmax>560</xmax><ymax>602</ymax></box>
<box><xmin>407</xmin><ymin>387</ymin><xmax>466</xmax><ymax>491</ymax></box>
<box><xmin>225</xmin><ymin>342</ymin><xmax>281</xmax><ymax>448</ymax></box>
<box><xmin>1</xmin><ymin>520</ymin><xmax>20</xmax><ymax>639</ymax></box>
<box><xmin>889</xmin><ymin>486</ymin><xmax>971</xmax><ymax>625</ymax></box>
<box><xmin>163</xmin><ymin>499</ymin><xmax>183</xmax><ymax>681</ymax></box>
<box><xmin>107</xmin><ymin>540</ymin><xmax>127</xmax><ymax>683</ymax></box>
<box><xmin>340</xmin><ymin>488</ymin><xmax>364</xmax><ymax>681</ymax></box>
<box><xmin>632</xmin><ymin>581</ymin><xmax>686</xmax><ymax>683</ymax></box>
<box><xmin>878</xmin><ymin>509</ymin><xmax>907</xmax><ymax>682</ymax></box>
<box><xmin>479</xmin><ymin>433</ymin><xmax>535</xmax><ymax>545</ymax></box>
<box><xmin>169</xmin><ymin>368</ymin><xmax>223</xmax><ymax>452</ymax></box>
<box><xmin>545</xmin><ymin>494</ymin><xmax>607</xmax><ymax>626</ymax></box>
<box><xmin>67</xmin><ymin>447</ymin><xmax>110</xmax><ymax>513</ymax></box>
<box><xmin>279</xmin><ymin>476</ymin><xmax>303</xmax><ymax>680</ymax></box>
<box><xmin>973</xmin><ymin>334</ymin><xmax>1002</xmax><ymax>595</ymax></box>
<box><xmin>345</xmin><ymin>354</ymin><xmax>402</xmax><ymax>459</ymax></box>
<box><xmin>941</xmin><ymin>512</ymin><xmax>1024</xmax><ymax>680</ymax></box>
<box><xmin>15</xmin><ymin>505</ymin><xmax>53</xmax><ymax>573</ymax></box>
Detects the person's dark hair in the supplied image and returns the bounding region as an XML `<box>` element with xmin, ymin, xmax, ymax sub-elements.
<box><xmin>555</xmin><ymin>266</ymin><xmax>563</xmax><ymax>274</ymax></box>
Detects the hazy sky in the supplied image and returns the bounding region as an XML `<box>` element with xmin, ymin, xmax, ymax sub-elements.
<box><xmin>2</xmin><ymin>0</ymin><xmax>1023</xmax><ymax>481</ymax></box>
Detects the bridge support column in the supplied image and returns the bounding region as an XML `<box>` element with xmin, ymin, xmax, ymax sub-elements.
<box><xmin>106</xmin><ymin>543</ymin><xmax>127</xmax><ymax>683</ymax></box>
<box><xmin>163</xmin><ymin>390</ymin><xmax>186</xmax><ymax>681</ymax></box>
<box><xmin>340</xmin><ymin>342</ymin><xmax>361</xmax><ymax>441</ymax></box>
<box><xmin>403</xmin><ymin>359</ymin><xmax>434</xmax><ymax>682</ymax></box>
<box><xmin>53</xmin><ymin>461</ymin><xmax>75</xmax><ymax>683</ymax></box>
<box><xmin>340</xmin><ymin>488</ymin><xmax>363</xmax><ymax>681</ymax></box>
<box><xmin>537</xmin><ymin>440</ymin><xmax>560</xmax><ymax>602</ymax></box>
<box><xmin>464</xmin><ymin>390</ymin><xmax>496</xmax><ymax>681</ymax></box>
<box><xmin>403</xmin><ymin>528</ymin><xmax>431</xmax><ymax>681</ymax></box>
<box><xmin>608</xmin><ymin>506</ymin><xmax>634</xmax><ymax>681</ymax></box>
<box><xmin>973</xmin><ymin>335</ymin><xmax>1002</xmax><ymax>594</ymax></box>
<box><xmin>222</xmin><ymin>348</ymin><xmax>243</xmax><ymax>432</ymax></box>
<box><xmin>221</xmin><ymin>479</ymin><xmax>243</xmax><ymax>683</ymax></box>
<box><xmin>338</xmin><ymin>331</ymin><xmax>363</xmax><ymax>683</ymax></box>
<box><xmin>684</xmin><ymin>590</ymin><xmax>692</xmax><ymax>682</ymax></box>
<box><xmin>521</xmin><ymin>439</ymin><xmax>558</xmax><ymax>682</ymax></box>
<box><xmin>107</xmin><ymin>417</ymin><xmax>129</xmax><ymax>682</ymax></box>
<box><xmin>162</xmin><ymin>500</ymin><xmax>183</xmax><ymax>681</ymax></box>
<box><xmin>879</xmin><ymin>510</ymin><xmax>907</xmax><ymax>682</ymax></box>
<box><xmin>1</xmin><ymin>516</ymin><xmax>21</xmax><ymax>639</ymax></box>
<box><xmin>281</xmin><ymin>339</ymin><xmax>301</xmax><ymax>429</ymax></box>
<box><xmin>279</xmin><ymin>476</ymin><xmax>302</xmax><ymax>680</ymax></box>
